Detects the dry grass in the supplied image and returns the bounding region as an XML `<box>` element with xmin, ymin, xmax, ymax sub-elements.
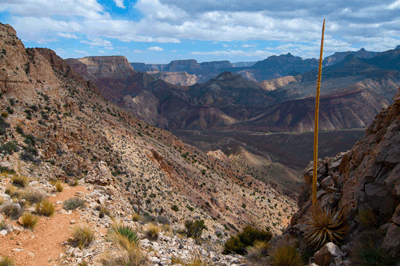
<box><xmin>145</xmin><ymin>223</ymin><xmax>159</xmax><ymax>241</ymax></box>
<box><xmin>271</xmin><ymin>244</ymin><xmax>302</xmax><ymax>266</ymax></box>
<box><xmin>21</xmin><ymin>211</ymin><xmax>39</xmax><ymax>229</ymax></box>
<box><xmin>358</xmin><ymin>207</ymin><xmax>378</xmax><ymax>228</ymax></box>
<box><xmin>35</xmin><ymin>199</ymin><xmax>55</xmax><ymax>217</ymax></box>
<box><xmin>131</xmin><ymin>213</ymin><xmax>141</xmax><ymax>222</ymax></box>
<box><xmin>55</xmin><ymin>181</ymin><xmax>63</xmax><ymax>192</ymax></box>
<box><xmin>1</xmin><ymin>202</ymin><xmax>22</xmax><ymax>220</ymax></box>
<box><xmin>71</xmin><ymin>225</ymin><xmax>95</xmax><ymax>248</ymax></box>
<box><xmin>246</xmin><ymin>241</ymin><xmax>270</xmax><ymax>261</ymax></box>
<box><xmin>11</xmin><ymin>175</ymin><xmax>29</xmax><ymax>188</ymax></box>
<box><xmin>20</xmin><ymin>189</ymin><xmax>45</xmax><ymax>204</ymax></box>
<box><xmin>303</xmin><ymin>205</ymin><xmax>347</xmax><ymax>250</ymax></box>
<box><xmin>101</xmin><ymin>246</ymin><xmax>149</xmax><ymax>266</ymax></box>
<box><xmin>5</xmin><ymin>186</ymin><xmax>19</xmax><ymax>198</ymax></box>
<box><xmin>0</xmin><ymin>256</ymin><xmax>15</xmax><ymax>266</ymax></box>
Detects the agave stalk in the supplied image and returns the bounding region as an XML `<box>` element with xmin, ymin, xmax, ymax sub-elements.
<box><xmin>312</xmin><ymin>19</ymin><xmax>325</xmax><ymax>205</ymax></box>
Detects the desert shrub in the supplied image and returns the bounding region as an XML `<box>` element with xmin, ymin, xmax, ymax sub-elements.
<box><xmin>156</xmin><ymin>215</ymin><xmax>170</xmax><ymax>225</ymax></box>
<box><xmin>184</xmin><ymin>219</ymin><xmax>206</xmax><ymax>238</ymax></box>
<box><xmin>0</xmin><ymin>141</ymin><xmax>19</xmax><ymax>155</ymax></box>
<box><xmin>23</xmin><ymin>134</ymin><xmax>36</xmax><ymax>147</ymax></box>
<box><xmin>11</xmin><ymin>175</ymin><xmax>29</xmax><ymax>188</ymax></box>
<box><xmin>71</xmin><ymin>225</ymin><xmax>95</xmax><ymax>248</ymax></box>
<box><xmin>1</xmin><ymin>202</ymin><xmax>22</xmax><ymax>220</ymax></box>
<box><xmin>0</xmin><ymin>166</ymin><xmax>15</xmax><ymax>175</ymax></box>
<box><xmin>5</xmin><ymin>185</ymin><xmax>19</xmax><ymax>198</ymax></box>
<box><xmin>171</xmin><ymin>205</ymin><xmax>179</xmax><ymax>212</ymax></box>
<box><xmin>21</xmin><ymin>211</ymin><xmax>39</xmax><ymax>229</ymax></box>
<box><xmin>0</xmin><ymin>116</ymin><xmax>10</xmax><ymax>135</ymax></box>
<box><xmin>21</xmin><ymin>189</ymin><xmax>46</xmax><ymax>204</ymax></box>
<box><xmin>132</xmin><ymin>213</ymin><xmax>141</xmax><ymax>222</ymax></box>
<box><xmin>35</xmin><ymin>199</ymin><xmax>55</xmax><ymax>216</ymax></box>
<box><xmin>145</xmin><ymin>223</ymin><xmax>159</xmax><ymax>241</ymax></box>
<box><xmin>223</xmin><ymin>225</ymin><xmax>272</xmax><ymax>255</ymax></box>
<box><xmin>108</xmin><ymin>224</ymin><xmax>139</xmax><ymax>245</ymax></box>
<box><xmin>96</xmin><ymin>205</ymin><xmax>111</xmax><ymax>218</ymax></box>
<box><xmin>20</xmin><ymin>146</ymin><xmax>40</xmax><ymax>163</ymax></box>
<box><xmin>63</xmin><ymin>197</ymin><xmax>86</xmax><ymax>210</ymax></box>
<box><xmin>16</xmin><ymin>126</ymin><xmax>24</xmax><ymax>135</ymax></box>
<box><xmin>303</xmin><ymin>205</ymin><xmax>347</xmax><ymax>250</ymax></box>
<box><xmin>1</xmin><ymin>112</ymin><xmax>8</xmax><ymax>118</ymax></box>
<box><xmin>246</xmin><ymin>241</ymin><xmax>270</xmax><ymax>261</ymax></box>
<box><xmin>358</xmin><ymin>207</ymin><xmax>378</xmax><ymax>229</ymax></box>
<box><xmin>69</xmin><ymin>179</ymin><xmax>79</xmax><ymax>186</ymax></box>
<box><xmin>271</xmin><ymin>244</ymin><xmax>302</xmax><ymax>266</ymax></box>
<box><xmin>101</xmin><ymin>246</ymin><xmax>149</xmax><ymax>266</ymax></box>
<box><xmin>350</xmin><ymin>229</ymin><xmax>397</xmax><ymax>266</ymax></box>
<box><xmin>0</xmin><ymin>256</ymin><xmax>15</xmax><ymax>266</ymax></box>
<box><xmin>55</xmin><ymin>181</ymin><xmax>63</xmax><ymax>192</ymax></box>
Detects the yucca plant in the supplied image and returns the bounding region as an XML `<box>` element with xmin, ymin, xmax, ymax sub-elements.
<box><xmin>303</xmin><ymin>205</ymin><xmax>346</xmax><ymax>251</ymax></box>
<box><xmin>312</xmin><ymin>19</ymin><xmax>325</xmax><ymax>205</ymax></box>
<box><xmin>108</xmin><ymin>223</ymin><xmax>139</xmax><ymax>245</ymax></box>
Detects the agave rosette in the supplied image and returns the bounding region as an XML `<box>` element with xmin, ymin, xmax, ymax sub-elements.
<box><xmin>303</xmin><ymin>205</ymin><xmax>347</xmax><ymax>250</ymax></box>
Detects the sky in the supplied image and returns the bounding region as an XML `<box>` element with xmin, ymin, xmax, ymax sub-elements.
<box><xmin>1</xmin><ymin>0</ymin><xmax>400</xmax><ymax>64</ymax></box>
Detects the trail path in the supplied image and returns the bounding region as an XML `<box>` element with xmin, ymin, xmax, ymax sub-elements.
<box><xmin>0</xmin><ymin>185</ymin><xmax>88</xmax><ymax>266</ymax></box>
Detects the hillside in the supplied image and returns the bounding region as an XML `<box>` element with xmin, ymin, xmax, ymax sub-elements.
<box><xmin>0</xmin><ymin>23</ymin><xmax>297</xmax><ymax>265</ymax></box>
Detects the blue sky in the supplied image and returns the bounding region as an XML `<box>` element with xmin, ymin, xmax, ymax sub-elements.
<box><xmin>1</xmin><ymin>0</ymin><xmax>400</xmax><ymax>64</ymax></box>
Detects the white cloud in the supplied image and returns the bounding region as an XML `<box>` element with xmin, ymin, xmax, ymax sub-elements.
<box><xmin>222</xmin><ymin>44</ymin><xmax>230</xmax><ymax>47</ymax></box>
<box><xmin>80</xmin><ymin>36</ymin><xmax>112</xmax><ymax>47</ymax></box>
<box><xmin>242</xmin><ymin>44</ymin><xmax>257</xmax><ymax>48</ymax></box>
<box><xmin>147</xmin><ymin>46</ymin><xmax>164</xmax><ymax>51</ymax></box>
<box><xmin>191</xmin><ymin>49</ymin><xmax>273</xmax><ymax>57</ymax></box>
<box><xmin>57</xmin><ymin>33</ymin><xmax>79</xmax><ymax>39</ymax></box>
<box><xmin>113</xmin><ymin>0</ymin><xmax>126</xmax><ymax>9</ymax></box>
<box><xmin>131</xmin><ymin>49</ymin><xmax>145</xmax><ymax>53</ymax></box>
<box><xmin>54</xmin><ymin>48</ymin><xmax>66</xmax><ymax>56</ymax></box>
<box><xmin>74</xmin><ymin>50</ymin><xmax>89</xmax><ymax>54</ymax></box>
<box><xmin>99</xmin><ymin>50</ymin><xmax>105</xmax><ymax>53</ymax></box>
<box><xmin>135</xmin><ymin>0</ymin><xmax>187</xmax><ymax>21</ymax></box>
<box><xmin>171</xmin><ymin>50</ymin><xmax>177</xmax><ymax>53</ymax></box>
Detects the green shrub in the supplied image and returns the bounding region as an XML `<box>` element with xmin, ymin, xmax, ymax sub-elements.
<box><xmin>21</xmin><ymin>189</ymin><xmax>45</xmax><ymax>204</ymax></box>
<box><xmin>63</xmin><ymin>197</ymin><xmax>86</xmax><ymax>210</ymax></box>
<box><xmin>223</xmin><ymin>225</ymin><xmax>272</xmax><ymax>255</ymax></box>
<box><xmin>171</xmin><ymin>205</ymin><xmax>179</xmax><ymax>212</ymax></box>
<box><xmin>107</xmin><ymin>223</ymin><xmax>139</xmax><ymax>247</ymax></box>
<box><xmin>0</xmin><ymin>116</ymin><xmax>10</xmax><ymax>135</ymax></box>
<box><xmin>185</xmin><ymin>219</ymin><xmax>206</xmax><ymax>238</ymax></box>
<box><xmin>0</xmin><ymin>141</ymin><xmax>19</xmax><ymax>155</ymax></box>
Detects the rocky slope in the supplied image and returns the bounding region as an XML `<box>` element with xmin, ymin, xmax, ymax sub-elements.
<box><xmin>147</xmin><ymin>71</ymin><xmax>198</xmax><ymax>86</ymax></box>
<box><xmin>235</xmin><ymin>87</ymin><xmax>390</xmax><ymax>132</ymax></box>
<box><xmin>323</xmin><ymin>48</ymin><xmax>377</xmax><ymax>67</ymax></box>
<box><xmin>272</xmin><ymin>86</ymin><xmax>400</xmax><ymax>265</ymax></box>
<box><xmin>0</xmin><ymin>23</ymin><xmax>297</xmax><ymax>265</ymax></box>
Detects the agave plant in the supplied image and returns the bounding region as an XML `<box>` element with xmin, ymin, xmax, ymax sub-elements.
<box><xmin>312</xmin><ymin>19</ymin><xmax>325</xmax><ymax>205</ymax></box>
<box><xmin>303</xmin><ymin>205</ymin><xmax>347</xmax><ymax>251</ymax></box>
<box><xmin>110</xmin><ymin>224</ymin><xmax>139</xmax><ymax>244</ymax></box>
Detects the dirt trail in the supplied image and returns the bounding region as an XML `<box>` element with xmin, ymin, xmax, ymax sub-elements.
<box><xmin>0</xmin><ymin>185</ymin><xmax>89</xmax><ymax>266</ymax></box>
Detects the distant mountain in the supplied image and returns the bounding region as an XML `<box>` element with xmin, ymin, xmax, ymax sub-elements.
<box><xmin>232</xmin><ymin>61</ymin><xmax>257</xmax><ymax>67</ymax></box>
<box><xmin>147</xmin><ymin>71</ymin><xmax>198</xmax><ymax>86</ymax></box>
<box><xmin>234</xmin><ymin>87</ymin><xmax>389</xmax><ymax>132</ymax></box>
<box><xmin>322</xmin><ymin>48</ymin><xmax>378</xmax><ymax>67</ymax></box>
<box><xmin>361</xmin><ymin>47</ymin><xmax>400</xmax><ymax>71</ymax></box>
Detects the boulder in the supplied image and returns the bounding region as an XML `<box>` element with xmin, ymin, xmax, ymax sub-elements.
<box><xmin>314</xmin><ymin>242</ymin><xmax>344</xmax><ymax>266</ymax></box>
<box><xmin>85</xmin><ymin>161</ymin><xmax>114</xmax><ymax>186</ymax></box>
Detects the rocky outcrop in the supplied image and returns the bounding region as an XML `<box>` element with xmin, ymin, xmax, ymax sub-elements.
<box><xmin>280</xmin><ymin>86</ymin><xmax>400</xmax><ymax>261</ymax></box>
<box><xmin>147</xmin><ymin>71</ymin><xmax>197</xmax><ymax>86</ymax></box>
<box><xmin>85</xmin><ymin>161</ymin><xmax>114</xmax><ymax>186</ymax></box>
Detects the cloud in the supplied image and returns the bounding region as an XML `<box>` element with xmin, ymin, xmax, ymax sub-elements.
<box><xmin>147</xmin><ymin>46</ymin><xmax>164</xmax><ymax>51</ymax></box>
<box><xmin>74</xmin><ymin>50</ymin><xmax>89</xmax><ymax>54</ymax></box>
<box><xmin>99</xmin><ymin>50</ymin><xmax>105</xmax><ymax>53</ymax></box>
<box><xmin>242</xmin><ymin>44</ymin><xmax>257</xmax><ymax>48</ymax></box>
<box><xmin>171</xmin><ymin>50</ymin><xmax>177</xmax><ymax>53</ymax></box>
<box><xmin>80</xmin><ymin>36</ymin><xmax>112</xmax><ymax>47</ymax></box>
<box><xmin>113</xmin><ymin>0</ymin><xmax>126</xmax><ymax>9</ymax></box>
<box><xmin>57</xmin><ymin>33</ymin><xmax>79</xmax><ymax>39</ymax></box>
<box><xmin>222</xmin><ymin>44</ymin><xmax>230</xmax><ymax>47</ymax></box>
<box><xmin>54</xmin><ymin>48</ymin><xmax>66</xmax><ymax>56</ymax></box>
<box><xmin>191</xmin><ymin>49</ymin><xmax>273</xmax><ymax>57</ymax></box>
<box><xmin>131</xmin><ymin>49</ymin><xmax>145</xmax><ymax>53</ymax></box>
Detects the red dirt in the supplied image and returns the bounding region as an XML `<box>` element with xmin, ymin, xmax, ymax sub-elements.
<box><xmin>0</xmin><ymin>185</ymin><xmax>89</xmax><ymax>266</ymax></box>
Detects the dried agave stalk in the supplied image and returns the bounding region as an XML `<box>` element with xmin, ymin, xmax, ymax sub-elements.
<box><xmin>312</xmin><ymin>19</ymin><xmax>325</xmax><ymax>205</ymax></box>
<box><xmin>303</xmin><ymin>205</ymin><xmax>347</xmax><ymax>251</ymax></box>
